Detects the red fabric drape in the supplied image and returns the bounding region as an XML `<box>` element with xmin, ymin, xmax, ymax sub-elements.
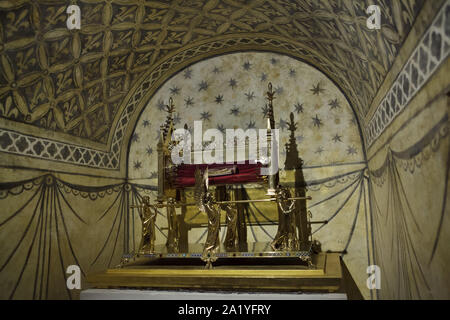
<box><xmin>173</xmin><ymin>162</ymin><xmax>265</xmax><ymax>187</ymax></box>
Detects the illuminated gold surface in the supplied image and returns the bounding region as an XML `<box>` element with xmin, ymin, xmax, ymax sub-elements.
<box><xmin>87</xmin><ymin>253</ymin><xmax>341</xmax><ymax>292</ymax></box>
<box><xmin>130</xmin><ymin>196</ymin><xmax>157</xmax><ymax>254</ymax></box>
<box><xmin>131</xmin><ymin>242</ymin><xmax>312</xmax><ymax>258</ymax></box>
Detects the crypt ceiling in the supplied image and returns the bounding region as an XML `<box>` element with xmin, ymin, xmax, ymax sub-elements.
<box><xmin>0</xmin><ymin>0</ymin><xmax>425</xmax><ymax>173</ymax></box>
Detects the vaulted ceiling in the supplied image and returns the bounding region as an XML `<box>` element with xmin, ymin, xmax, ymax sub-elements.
<box><xmin>0</xmin><ymin>0</ymin><xmax>424</xmax><ymax>169</ymax></box>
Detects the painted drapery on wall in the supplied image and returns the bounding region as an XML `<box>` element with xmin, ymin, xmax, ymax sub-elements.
<box><xmin>366</xmin><ymin>1</ymin><xmax>450</xmax><ymax>299</ymax></box>
<box><xmin>368</xmin><ymin>81</ymin><xmax>449</xmax><ymax>299</ymax></box>
<box><xmin>0</xmin><ymin>175</ymin><xmax>153</xmax><ymax>299</ymax></box>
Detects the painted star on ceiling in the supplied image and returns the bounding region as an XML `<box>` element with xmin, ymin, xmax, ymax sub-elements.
<box><xmin>184</xmin><ymin>96</ymin><xmax>194</xmax><ymax>107</ymax></box>
<box><xmin>229</xmin><ymin>78</ymin><xmax>237</xmax><ymax>89</ymax></box>
<box><xmin>245</xmin><ymin>91</ymin><xmax>255</xmax><ymax>101</ymax></box>
<box><xmin>315</xmin><ymin>146</ymin><xmax>325</xmax><ymax>154</ymax></box>
<box><xmin>312</xmin><ymin>115</ymin><xmax>323</xmax><ymax>128</ymax></box>
<box><xmin>261</xmin><ymin>73</ymin><xmax>268</xmax><ymax>81</ymax></box>
<box><xmin>230</xmin><ymin>106</ymin><xmax>240</xmax><ymax>116</ymax></box>
<box><xmin>183</xmin><ymin>68</ymin><xmax>192</xmax><ymax>79</ymax></box>
<box><xmin>311</xmin><ymin>83</ymin><xmax>325</xmax><ymax>95</ymax></box>
<box><xmin>129</xmin><ymin>52</ymin><xmax>365</xmax><ymax>183</ymax></box>
<box><xmin>200</xmin><ymin>111</ymin><xmax>212</xmax><ymax>121</ymax></box>
<box><xmin>329</xmin><ymin>99</ymin><xmax>340</xmax><ymax>109</ymax></box>
<box><xmin>347</xmin><ymin>146</ymin><xmax>358</xmax><ymax>155</ymax></box>
<box><xmin>149</xmin><ymin>172</ymin><xmax>158</xmax><ymax>179</ymax></box>
<box><xmin>215</xmin><ymin>95</ymin><xmax>224</xmax><ymax>104</ymax></box>
<box><xmin>157</xmin><ymin>99</ymin><xmax>166</xmax><ymax>111</ymax></box>
<box><xmin>134</xmin><ymin>160</ymin><xmax>142</xmax><ymax>170</ymax></box>
<box><xmin>275</xmin><ymin>86</ymin><xmax>284</xmax><ymax>95</ymax></box>
<box><xmin>332</xmin><ymin>134</ymin><xmax>343</xmax><ymax>143</ymax></box>
<box><xmin>217</xmin><ymin>124</ymin><xmax>226</xmax><ymax>134</ymax></box>
<box><xmin>279</xmin><ymin>119</ymin><xmax>288</xmax><ymax>131</ymax></box>
<box><xmin>132</xmin><ymin>133</ymin><xmax>140</xmax><ymax>143</ymax></box>
<box><xmin>198</xmin><ymin>81</ymin><xmax>208</xmax><ymax>91</ymax></box>
<box><xmin>295</xmin><ymin>103</ymin><xmax>304</xmax><ymax>114</ymax></box>
<box><xmin>170</xmin><ymin>86</ymin><xmax>181</xmax><ymax>95</ymax></box>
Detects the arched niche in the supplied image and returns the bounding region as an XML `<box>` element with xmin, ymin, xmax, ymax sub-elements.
<box><xmin>127</xmin><ymin>52</ymin><xmax>370</xmax><ymax>296</ymax></box>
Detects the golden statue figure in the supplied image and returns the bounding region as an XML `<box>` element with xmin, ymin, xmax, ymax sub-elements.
<box><xmin>203</xmin><ymin>192</ymin><xmax>221</xmax><ymax>259</ymax></box>
<box><xmin>222</xmin><ymin>202</ymin><xmax>238</xmax><ymax>251</ymax></box>
<box><xmin>216</xmin><ymin>186</ymin><xmax>238</xmax><ymax>251</ymax></box>
<box><xmin>193</xmin><ymin>167</ymin><xmax>221</xmax><ymax>268</ymax></box>
<box><xmin>271</xmin><ymin>187</ymin><xmax>299</xmax><ymax>251</ymax></box>
<box><xmin>166</xmin><ymin>197</ymin><xmax>180</xmax><ymax>253</ymax></box>
<box><xmin>131</xmin><ymin>196</ymin><xmax>157</xmax><ymax>254</ymax></box>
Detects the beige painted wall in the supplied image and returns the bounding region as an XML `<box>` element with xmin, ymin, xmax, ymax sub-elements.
<box><xmin>367</xmin><ymin>59</ymin><xmax>450</xmax><ymax>299</ymax></box>
<box><xmin>0</xmin><ymin>168</ymin><xmax>128</xmax><ymax>299</ymax></box>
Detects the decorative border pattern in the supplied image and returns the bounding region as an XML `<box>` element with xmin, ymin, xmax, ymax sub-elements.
<box><xmin>0</xmin><ymin>128</ymin><xmax>116</xmax><ymax>168</ymax></box>
<box><xmin>369</xmin><ymin>114</ymin><xmax>449</xmax><ymax>187</ymax></box>
<box><xmin>0</xmin><ymin>36</ymin><xmax>355</xmax><ymax>169</ymax></box>
<box><xmin>366</xmin><ymin>0</ymin><xmax>450</xmax><ymax>148</ymax></box>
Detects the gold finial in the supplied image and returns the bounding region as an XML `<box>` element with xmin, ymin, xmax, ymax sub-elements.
<box><xmin>166</xmin><ymin>97</ymin><xmax>175</xmax><ymax>114</ymax></box>
<box><xmin>267</xmin><ymin>82</ymin><xmax>275</xmax><ymax>102</ymax></box>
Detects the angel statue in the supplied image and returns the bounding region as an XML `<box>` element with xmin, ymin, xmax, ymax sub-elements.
<box><xmin>216</xmin><ymin>187</ymin><xmax>238</xmax><ymax>251</ymax></box>
<box><xmin>223</xmin><ymin>204</ymin><xmax>238</xmax><ymax>251</ymax></box>
<box><xmin>194</xmin><ymin>167</ymin><xmax>221</xmax><ymax>269</ymax></box>
<box><xmin>130</xmin><ymin>196</ymin><xmax>157</xmax><ymax>254</ymax></box>
<box><xmin>271</xmin><ymin>186</ymin><xmax>299</xmax><ymax>251</ymax></box>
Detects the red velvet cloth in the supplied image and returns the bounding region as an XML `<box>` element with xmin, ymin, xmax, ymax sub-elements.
<box><xmin>173</xmin><ymin>162</ymin><xmax>264</xmax><ymax>187</ymax></box>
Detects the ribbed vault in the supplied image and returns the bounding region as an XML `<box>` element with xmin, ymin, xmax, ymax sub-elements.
<box><xmin>0</xmin><ymin>0</ymin><xmax>424</xmax><ymax>173</ymax></box>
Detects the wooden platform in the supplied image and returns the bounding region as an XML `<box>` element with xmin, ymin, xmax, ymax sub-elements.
<box><xmin>86</xmin><ymin>253</ymin><xmax>342</xmax><ymax>293</ymax></box>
